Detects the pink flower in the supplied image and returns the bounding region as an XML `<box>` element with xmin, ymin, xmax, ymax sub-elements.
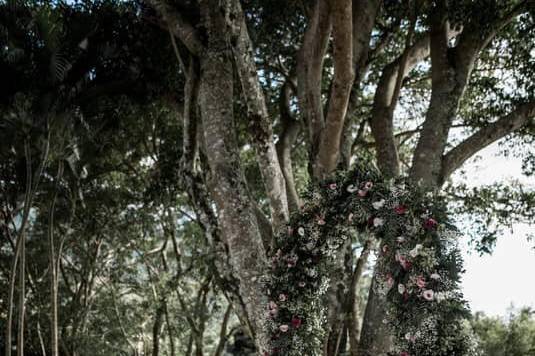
<box><xmin>394</xmin><ymin>204</ymin><xmax>408</xmax><ymax>215</ymax></box>
<box><xmin>423</xmin><ymin>218</ymin><xmax>438</xmax><ymax>230</ymax></box>
<box><xmin>364</xmin><ymin>181</ymin><xmax>373</xmax><ymax>190</ymax></box>
<box><xmin>279</xmin><ymin>324</ymin><xmax>289</xmax><ymax>332</ymax></box>
<box><xmin>400</xmin><ymin>351</ymin><xmax>410</xmax><ymax>356</ymax></box>
<box><xmin>416</xmin><ymin>275</ymin><xmax>426</xmax><ymax>289</ymax></box>
<box><xmin>386</xmin><ymin>273</ymin><xmax>394</xmax><ymax>288</ymax></box>
<box><xmin>278</xmin><ymin>294</ymin><xmax>287</xmax><ymax>302</ymax></box>
<box><xmin>329</xmin><ymin>183</ymin><xmax>337</xmax><ymax>190</ymax></box>
<box><xmin>317</xmin><ymin>216</ymin><xmax>326</xmax><ymax>225</ymax></box>
<box><xmin>398</xmin><ymin>254</ymin><xmax>412</xmax><ymax>270</ymax></box>
<box><xmin>358</xmin><ymin>189</ymin><xmax>368</xmax><ymax>197</ymax></box>
<box><xmin>287</xmin><ymin>254</ymin><xmax>298</xmax><ymax>268</ymax></box>
<box><xmin>291</xmin><ymin>316</ymin><xmax>302</xmax><ymax>329</ymax></box>
<box><xmin>268</xmin><ymin>301</ymin><xmax>278</xmax><ymax>317</ymax></box>
<box><xmin>298</xmin><ymin>281</ymin><xmax>306</xmax><ymax>288</ymax></box>
<box><xmin>422</xmin><ymin>289</ymin><xmax>434</xmax><ymax>301</ymax></box>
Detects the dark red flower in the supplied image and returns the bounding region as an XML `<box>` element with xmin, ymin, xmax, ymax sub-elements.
<box><xmin>400</xmin><ymin>352</ymin><xmax>410</xmax><ymax>356</ymax></box>
<box><xmin>423</xmin><ymin>217</ymin><xmax>438</xmax><ymax>230</ymax></box>
<box><xmin>394</xmin><ymin>204</ymin><xmax>408</xmax><ymax>215</ymax></box>
<box><xmin>291</xmin><ymin>316</ymin><xmax>302</xmax><ymax>329</ymax></box>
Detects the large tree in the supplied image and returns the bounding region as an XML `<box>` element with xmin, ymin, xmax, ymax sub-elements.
<box><xmin>1</xmin><ymin>0</ymin><xmax>535</xmax><ymax>355</ymax></box>
<box><xmin>147</xmin><ymin>0</ymin><xmax>535</xmax><ymax>353</ymax></box>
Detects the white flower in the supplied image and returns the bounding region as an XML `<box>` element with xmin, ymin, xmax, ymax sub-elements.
<box><xmin>347</xmin><ymin>184</ymin><xmax>358</xmax><ymax>193</ymax></box>
<box><xmin>422</xmin><ymin>289</ymin><xmax>434</xmax><ymax>301</ymax></box>
<box><xmin>398</xmin><ymin>283</ymin><xmax>406</xmax><ymax>294</ymax></box>
<box><xmin>435</xmin><ymin>292</ymin><xmax>446</xmax><ymax>302</ymax></box>
<box><xmin>297</xmin><ymin>227</ymin><xmax>305</xmax><ymax>236</ymax></box>
<box><xmin>279</xmin><ymin>324</ymin><xmax>289</xmax><ymax>332</ymax></box>
<box><xmin>409</xmin><ymin>244</ymin><xmax>423</xmax><ymax>258</ymax></box>
<box><xmin>372</xmin><ymin>199</ymin><xmax>386</xmax><ymax>210</ymax></box>
<box><xmin>430</xmin><ymin>273</ymin><xmax>441</xmax><ymax>280</ymax></box>
<box><xmin>396</xmin><ymin>235</ymin><xmax>406</xmax><ymax>243</ymax></box>
<box><xmin>373</xmin><ymin>217</ymin><xmax>384</xmax><ymax>227</ymax></box>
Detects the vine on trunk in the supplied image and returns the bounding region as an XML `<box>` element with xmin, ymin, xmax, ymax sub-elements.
<box><xmin>266</xmin><ymin>163</ymin><xmax>477</xmax><ymax>355</ymax></box>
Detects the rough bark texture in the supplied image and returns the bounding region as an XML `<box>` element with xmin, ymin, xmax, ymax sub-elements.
<box><xmin>198</xmin><ymin>0</ymin><xmax>269</xmax><ymax>351</ymax></box>
<box><xmin>232</xmin><ymin>2</ymin><xmax>289</xmax><ymax>230</ymax></box>
<box><xmin>297</xmin><ymin>0</ymin><xmax>331</xmax><ymax>163</ymax></box>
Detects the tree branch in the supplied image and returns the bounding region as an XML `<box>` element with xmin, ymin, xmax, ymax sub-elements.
<box><xmin>440</xmin><ymin>101</ymin><xmax>535</xmax><ymax>182</ymax></box>
<box><xmin>148</xmin><ymin>0</ymin><xmax>204</xmax><ymax>56</ymax></box>
<box><xmin>231</xmin><ymin>0</ymin><xmax>289</xmax><ymax>231</ymax></box>
<box><xmin>315</xmin><ymin>0</ymin><xmax>354</xmax><ymax>178</ymax></box>
<box><xmin>296</xmin><ymin>0</ymin><xmax>332</xmax><ymax>157</ymax></box>
<box><xmin>276</xmin><ymin>79</ymin><xmax>301</xmax><ymax>214</ymax></box>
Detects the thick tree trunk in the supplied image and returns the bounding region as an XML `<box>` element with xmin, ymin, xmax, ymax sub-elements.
<box><xmin>198</xmin><ymin>0</ymin><xmax>269</xmax><ymax>350</ymax></box>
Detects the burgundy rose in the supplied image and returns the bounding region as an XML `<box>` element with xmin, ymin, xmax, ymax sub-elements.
<box><xmin>394</xmin><ymin>204</ymin><xmax>408</xmax><ymax>215</ymax></box>
<box><xmin>423</xmin><ymin>217</ymin><xmax>438</xmax><ymax>230</ymax></box>
<box><xmin>291</xmin><ymin>316</ymin><xmax>302</xmax><ymax>329</ymax></box>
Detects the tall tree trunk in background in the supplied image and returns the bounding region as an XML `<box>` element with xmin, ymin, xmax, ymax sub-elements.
<box><xmin>48</xmin><ymin>161</ymin><xmax>64</xmax><ymax>356</ymax></box>
<box><xmin>151</xmin><ymin>304</ymin><xmax>164</xmax><ymax>356</ymax></box>
<box><xmin>6</xmin><ymin>140</ymin><xmax>32</xmax><ymax>356</ymax></box>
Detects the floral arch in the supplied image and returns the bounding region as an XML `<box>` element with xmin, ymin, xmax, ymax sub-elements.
<box><xmin>266</xmin><ymin>165</ymin><xmax>475</xmax><ymax>355</ymax></box>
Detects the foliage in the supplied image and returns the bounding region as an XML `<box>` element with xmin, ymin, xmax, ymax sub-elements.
<box><xmin>267</xmin><ymin>163</ymin><xmax>475</xmax><ymax>355</ymax></box>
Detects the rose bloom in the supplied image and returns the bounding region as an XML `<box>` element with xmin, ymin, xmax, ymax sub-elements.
<box><xmin>279</xmin><ymin>324</ymin><xmax>289</xmax><ymax>332</ymax></box>
<box><xmin>398</xmin><ymin>255</ymin><xmax>411</xmax><ymax>270</ymax></box>
<box><xmin>394</xmin><ymin>204</ymin><xmax>408</xmax><ymax>214</ymax></box>
<box><xmin>400</xmin><ymin>352</ymin><xmax>410</xmax><ymax>356</ymax></box>
<box><xmin>357</xmin><ymin>189</ymin><xmax>368</xmax><ymax>197</ymax></box>
<box><xmin>416</xmin><ymin>275</ymin><xmax>426</xmax><ymax>289</ymax></box>
<box><xmin>291</xmin><ymin>316</ymin><xmax>302</xmax><ymax>329</ymax></box>
<box><xmin>329</xmin><ymin>183</ymin><xmax>337</xmax><ymax>190</ymax></box>
<box><xmin>423</xmin><ymin>217</ymin><xmax>438</xmax><ymax>230</ymax></box>
<box><xmin>364</xmin><ymin>181</ymin><xmax>373</xmax><ymax>190</ymax></box>
<box><xmin>422</xmin><ymin>289</ymin><xmax>434</xmax><ymax>301</ymax></box>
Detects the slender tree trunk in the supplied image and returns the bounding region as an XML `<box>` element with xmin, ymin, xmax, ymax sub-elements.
<box><xmin>48</xmin><ymin>161</ymin><xmax>64</xmax><ymax>356</ymax></box>
<box><xmin>151</xmin><ymin>304</ymin><xmax>164</xmax><ymax>356</ymax></box>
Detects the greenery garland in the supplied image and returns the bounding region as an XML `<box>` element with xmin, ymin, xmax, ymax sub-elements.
<box><xmin>266</xmin><ymin>164</ymin><xmax>476</xmax><ymax>355</ymax></box>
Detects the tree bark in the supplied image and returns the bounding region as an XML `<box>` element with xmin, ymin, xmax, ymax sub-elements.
<box><xmin>232</xmin><ymin>1</ymin><xmax>289</xmax><ymax>230</ymax></box>
<box><xmin>198</xmin><ymin>0</ymin><xmax>269</xmax><ymax>350</ymax></box>
<box><xmin>48</xmin><ymin>161</ymin><xmax>64</xmax><ymax>356</ymax></box>
<box><xmin>315</xmin><ymin>0</ymin><xmax>355</xmax><ymax>178</ymax></box>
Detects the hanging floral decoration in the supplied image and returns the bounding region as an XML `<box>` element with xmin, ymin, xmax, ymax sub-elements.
<box><xmin>265</xmin><ymin>164</ymin><xmax>474</xmax><ymax>355</ymax></box>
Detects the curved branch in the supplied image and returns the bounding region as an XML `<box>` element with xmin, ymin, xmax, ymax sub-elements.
<box><xmin>440</xmin><ymin>101</ymin><xmax>535</xmax><ymax>182</ymax></box>
<box><xmin>148</xmin><ymin>0</ymin><xmax>204</xmax><ymax>56</ymax></box>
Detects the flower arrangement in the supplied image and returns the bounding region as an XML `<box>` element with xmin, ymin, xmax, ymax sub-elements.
<box><xmin>266</xmin><ymin>164</ymin><xmax>473</xmax><ymax>355</ymax></box>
